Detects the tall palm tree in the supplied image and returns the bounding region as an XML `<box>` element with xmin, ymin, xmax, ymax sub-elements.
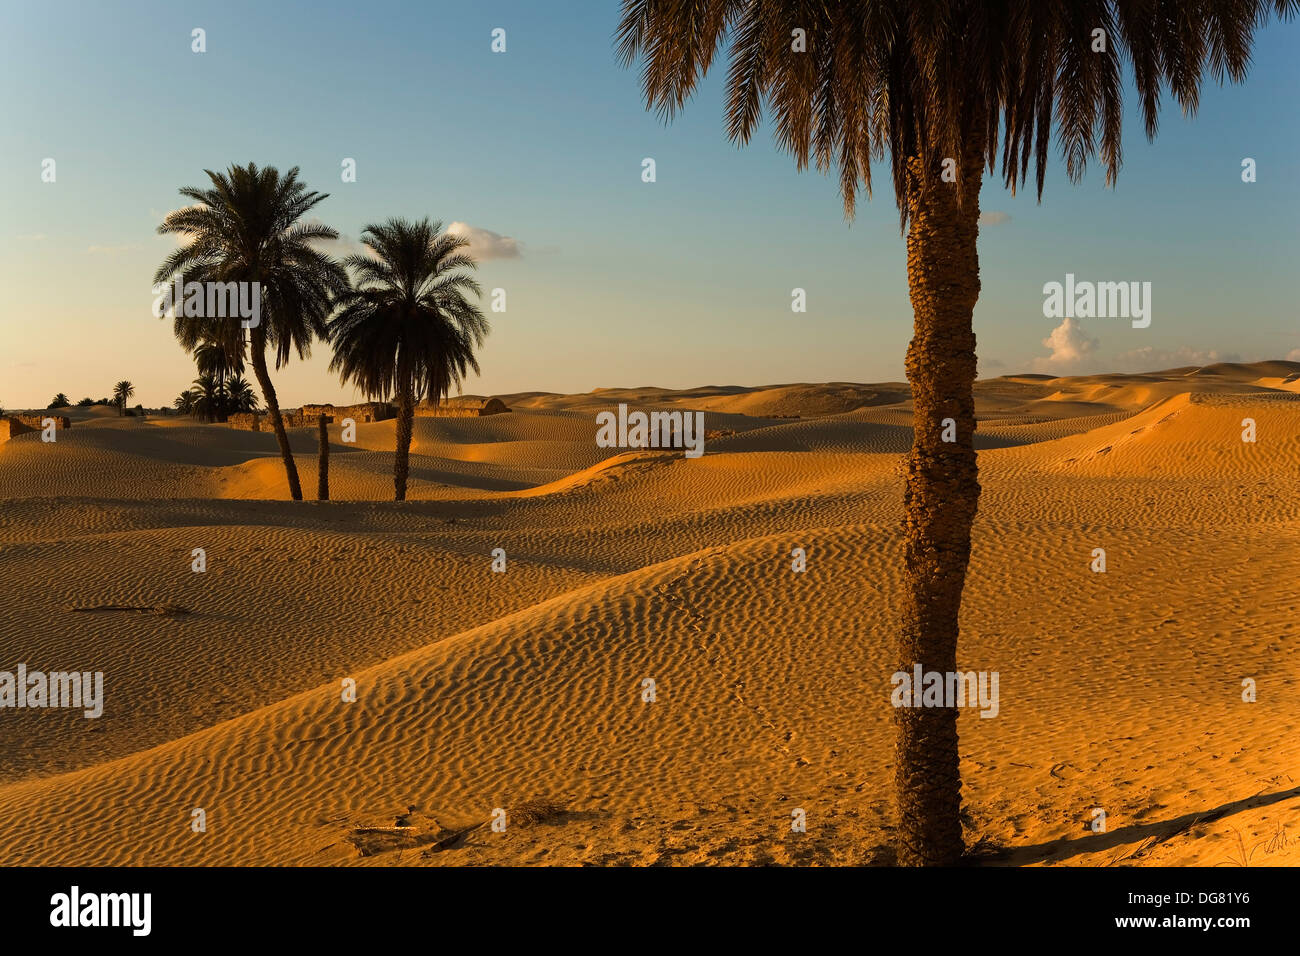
<box><xmin>154</xmin><ymin>163</ymin><xmax>348</xmax><ymax>500</ymax></box>
<box><xmin>617</xmin><ymin>0</ymin><xmax>1296</xmax><ymax>866</ymax></box>
<box><xmin>327</xmin><ymin>218</ymin><xmax>488</xmax><ymax>501</ymax></box>
<box><xmin>112</xmin><ymin>381</ymin><xmax>134</xmax><ymax>416</ymax></box>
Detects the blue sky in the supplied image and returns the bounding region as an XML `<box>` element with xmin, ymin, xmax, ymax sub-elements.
<box><xmin>1</xmin><ymin>0</ymin><xmax>1297</xmax><ymax>408</ymax></box>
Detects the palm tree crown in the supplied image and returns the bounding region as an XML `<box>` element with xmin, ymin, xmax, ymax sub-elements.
<box><xmin>194</xmin><ymin>339</ymin><xmax>243</xmax><ymax>379</ymax></box>
<box><xmin>617</xmin><ymin>0</ymin><xmax>1297</xmax><ymax>221</ymax></box>
<box><xmin>188</xmin><ymin>374</ymin><xmax>224</xmax><ymax>423</ymax></box>
<box><xmin>155</xmin><ymin>163</ymin><xmax>346</xmax><ymax>362</ymax></box>
<box><xmin>328</xmin><ymin>218</ymin><xmax>487</xmax><ymax>403</ymax></box>
<box><xmin>226</xmin><ymin>375</ymin><xmax>260</xmax><ymax>413</ymax></box>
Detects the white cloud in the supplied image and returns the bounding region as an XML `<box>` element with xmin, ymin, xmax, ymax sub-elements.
<box><xmin>308</xmin><ymin>219</ymin><xmax>526</xmax><ymax>264</ymax></box>
<box><xmin>311</xmin><ymin>229</ymin><xmax>375</xmax><ymax>260</ymax></box>
<box><xmin>1286</xmin><ymin>348</ymin><xmax>1300</xmax><ymax>362</ymax></box>
<box><xmin>1033</xmin><ymin>317</ymin><xmax>1098</xmax><ymax>370</ymax></box>
<box><xmin>17</xmin><ymin>233</ymin><xmax>47</xmax><ymax>241</ymax></box>
<box><xmin>978</xmin><ymin>211</ymin><xmax>1011</xmax><ymax>226</ymax></box>
<box><xmin>446</xmin><ymin>221</ymin><xmax>522</xmax><ymax>260</ymax></box>
<box><xmin>87</xmin><ymin>243</ymin><xmax>136</xmax><ymax>254</ymax></box>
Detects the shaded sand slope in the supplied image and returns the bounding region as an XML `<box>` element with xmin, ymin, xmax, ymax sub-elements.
<box><xmin>0</xmin><ymin>362</ymin><xmax>1296</xmax><ymax>866</ymax></box>
<box><xmin>0</xmin><ymin>421</ymin><xmax>221</xmax><ymax>497</ymax></box>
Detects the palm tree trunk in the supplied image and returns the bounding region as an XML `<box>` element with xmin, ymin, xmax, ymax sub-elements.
<box><xmin>317</xmin><ymin>414</ymin><xmax>330</xmax><ymax>501</ymax></box>
<box><xmin>393</xmin><ymin>379</ymin><xmax>414</xmax><ymax>502</ymax></box>
<box><xmin>248</xmin><ymin>333</ymin><xmax>303</xmax><ymax>501</ymax></box>
<box><xmin>894</xmin><ymin>147</ymin><xmax>984</xmax><ymax>867</ymax></box>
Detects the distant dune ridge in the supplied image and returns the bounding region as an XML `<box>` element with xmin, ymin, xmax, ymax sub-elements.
<box><xmin>0</xmin><ymin>361</ymin><xmax>1296</xmax><ymax>866</ymax></box>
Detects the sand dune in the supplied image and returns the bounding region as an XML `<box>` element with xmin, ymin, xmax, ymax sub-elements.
<box><xmin>0</xmin><ymin>361</ymin><xmax>1296</xmax><ymax>866</ymax></box>
<box><xmin>1016</xmin><ymin>392</ymin><xmax>1300</xmax><ymax>477</ymax></box>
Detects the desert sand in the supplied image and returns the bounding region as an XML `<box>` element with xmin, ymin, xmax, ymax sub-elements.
<box><xmin>0</xmin><ymin>361</ymin><xmax>1296</xmax><ymax>866</ymax></box>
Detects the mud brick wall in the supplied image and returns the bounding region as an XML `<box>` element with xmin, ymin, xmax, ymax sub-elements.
<box><xmin>19</xmin><ymin>414</ymin><xmax>70</xmax><ymax>429</ymax></box>
<box><xmin>0</xmin><ymin>418</ymin><xmax>34</xmax><ymax>441</ymax></box>
<box><xmin>414</xmin><ymin>397</ymin><xmax>510</xmax><ymax>417</ymax></box>
<box><xmin>1</xmin><ymin>415</ymin><xmax>70</xmax><ymax>441</ymax></box>
<box><xmin>300</xmin><ymin>402</ymin><xmax>394</xmax><ymax>424</ymax></box>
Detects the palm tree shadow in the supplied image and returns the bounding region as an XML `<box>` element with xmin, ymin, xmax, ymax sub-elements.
<box><xmin>974</xmin><ymin>785</ymin><xmax>1300</xmax><ymax>866</ymax></box>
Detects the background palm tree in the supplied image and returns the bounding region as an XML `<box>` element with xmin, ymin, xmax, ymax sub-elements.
<box><xmin>173</xmin><ymin>390</ymin><xmax>197</xmax><ymax>416</ymax></box>
<box><xmin>193</xmin><ymin>339</ymin><xmax>244</xmax><ymax>422</ymax></box>
<box><xmin>226</xmin><ymin>375</ymin><xmax>260</xmax><ymax>413</ymax></box>
<box><xmin>617</xmin><ymin>0</ymin><xmax>1296</xmax><ymax>866</ymax></box>
<box><xmin>112</xmin><ymin>381</ymin><xmax>134</xmax><ymax>416</ymax></box>
<box><xmin>327</xmin><ymin>218</ymin><xmax>488</xmax><ymax>501</ymax></box>
<box><xmin>187</xmin><ymin>374</ymin><xmax>225</xmax><ymax>423</ymax></box>
<box><xmin>48</xmin><ymin>393</ymin><xmax>70</xmax><ymax>409</ymax></box>
<box><xmin>154</xmin><ymin>163</ymin><xmax>348</xmax><ymax>500</ymax></box>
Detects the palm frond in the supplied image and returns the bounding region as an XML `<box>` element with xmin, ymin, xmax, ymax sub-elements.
<box><xmin>617</xmin><ymin>0</ymin><xmax>1296</xmax><ymax>224</ymax></box>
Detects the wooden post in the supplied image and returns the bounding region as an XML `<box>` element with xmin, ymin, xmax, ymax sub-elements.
<box><xmin>317</xmin><ymin>414</ymin><xmax>330</xmax><ymax>501</ymax></box>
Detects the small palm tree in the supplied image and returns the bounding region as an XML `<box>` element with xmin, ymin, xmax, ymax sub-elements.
<box><xmin>155</xmin><ymin>163</ymin><xmax>348</xmax><ymax>499</ymax></box>
<box><xmin>226</xmin><ymin>375</ymin><xmax>260</xmax><ymax>413</ymax></box>
<box><xmin>327</xmin><ymin>218</ymin><xmax>488</xmax><ymax>500</ymax></box>
<box><xmin>174</xmin><ymin>391</ymin><xmax>197</xmax><ymax>416</ymax></box>
<box><xmin>194</xmin><ymin>339</ymin><xmax>244</xmax><ymax>422</ymax></box>
<box><xmin>618</xmin><ymin>0</ymin><xmax>1297</xmax><ymax>866</ymax></box>
<box><xmin>112</xmin><ymin>381</ymin><xmax>135</xmax><ymax>416</ymax></box>
<box><xmin>188</xmin><ymin>374</ymin><xmax>225</xmax><ymax>423</ymax></box>
<box><xmin>48</xmin><ymin>393</ymin><xmax>70</xmax><ymax>409</ymax></box>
